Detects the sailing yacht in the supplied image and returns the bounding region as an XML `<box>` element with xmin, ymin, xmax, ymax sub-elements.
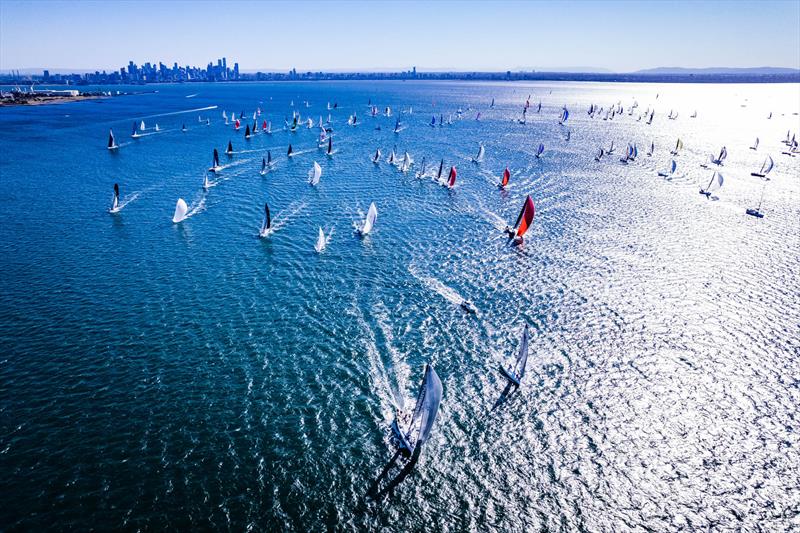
<box><xmin>314</xmin><ymin>227</ymin><xmax>327</xmax><ymax>253</ymax></box>
<box><xmin>259</xmin><ymin>203</ymin><xmax>272</xmax><ymax>237</ymax></box>
<box><xmin>658</xmin><ymin>160</ymin><xmax>677</xmax><ymax>177</ymax></box>
<box><xmin>446</xmin><ymin>166</ymin><xmax>457</xmax><ymax>188</ymax></box>
<box><xmin>372</xmin><ymin>148</ymin><xmax>382</xmax><ymax>164</ymax></box>
<box><xmin>107</xmin><ymin>129</ymin><xmax>118</xmax><ymax>150</ymax></box>
<box><xmin>499</xmin><ymin>325</ymin><xmax>530</xmax><ymax>387</ymax></box>
<box><xmin>109</xmin><ymin>184</ymin><xmax>121</xmax><ymax>213</ymax></box>
<box><xmin>308</xmin><ymin>161</ymin><xmax>322</xmax><ymax>185</ymax></box>
<box><xmin>699</xmin><ymin>171</ymin><xmax>724</xmax><ymax>197</ymax></box>
<box><xmin>669</xmin><ymin>138</ymin><xmax>683</xmax><ymax>156</ymax></box>
<box><xmin>535</xmin><ymin>143</ymin><xmax>544</xmax><ymax>159</ymax></box>
<box><xmin>391</xmin><ymin>364</ymin><xmax>443</xmax><ymax>459</ymax></box>
<box><xmin>505</xmin><ymin>196</ymin><xmax>535</xmax><ymax>244</ymax></box>
<box><xmin>357</xmin><ymin>202</ymin><xmax>378</xmax><ymax>236</ymax></box>
<box><xmin>472</xmin><ymin>143</ymin><xmax>485</xmax><ymax>163</ymax></box>
<box><xmin>746</xmin><ymin>186</ymin><xmax>766</xmax><ymax>218</ymax></box>
<box><xmin>226</xmin><ymin>141</ymin><xmax>234</xmax><ymax>156</ymax></box>
<box><xmin>172</xmin><ymin>198</ymin><xmax>188</xmax><ymax>223</ymax></box>
<box><xmin>711</xmin><ymin>146</ymin><xmax>728</xmax><ymax>166</ymax></box>
<box><xmin>209</xmin><ymin>149</ymin><xmax>223</xmax><ymax>172</ymax></box>
<box><xmin>750</xmin><ymin>137</ymin><xmax>759</xmax><ymax>151</ymax></box>
<box><xmin>750</xmin><ymin>155</ymin><xmax>774</xmax><ymax>178</ymax></box>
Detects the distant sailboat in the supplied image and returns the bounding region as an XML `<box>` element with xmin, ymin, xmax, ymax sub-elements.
<box><xmin>172</xmin><ymin>198</ymin><xmax>188</xmax><ymax>223</ymax></box>
<box><xmin>647</xmin><ymin>141</ymin><xmax>654</xmax><ymax>157</ymax></box>
<box><xmin>372</xmin><ymin>148</ymin><xmax>382</xmax><ymax>164</ymax></box>
<box><xmin>109</xmin><ymin>183</ymin><xmax>120</xmax><ymax>213</ymax></box>
<box><xmin>387</xmin><ymin>148</ymin><xmax>396</xmax><ymax>165</ymax></box>
<box><xmin>558</xmin><ymin>106</ymin><xmax>569</xmax><ymax>124</ymax></box>
<box><xmin>505</xmin><ymin>195</ymin><xmax>535</xmax><ymax>243</ymax></box>
<box><xmin>260</xmin><ymin>157</ymin><xmax>267</xmax><ymax>176</ymax></box>
<box><xmin>287</xmin><ymin>144</ymin><xmax>294</xmax><ymax>157</ymax></box>
<box><xmin>750</xmin><ymin>137</ymin><xmax>759</xmax><ymax>151</ymax></box>
<box><xmin>357</xmin><ymin>202</ymin><xmax>377</xmax><ymax>235</ymax></box>
<box><xmin>107</xmin><ymin>129</ymin><xmax>118</xmax><ymax>150</ymax></box>
<box><xmin>670</xmin><ymin>138</ymin><xmax>683</xmax><ymax>156</ymax></box>
<box><xmin>309</xmin><ymin>161</ymin><xmax>322</xmax><ymax>185</ymax></box>
<box><xmin>436</xmin><ymin>159</ymin><xmax>444</xmax><ymax>182</ymax></box>
<box><xmin>400</xmin><ymin>152</ymin><xmax>412</xmax><ymax>172</ymax></box>
<box><xmin>226</xmin><ymin>140</ymin><xmax>234</xmax><ymax>156</ymax></box>
<box><xmin>209</xmin><ymin>148</ymin><xmax>222</xmax><ymax>172</ymax></box>
<box><xmin>327</xmin><ymin>137</ymin><xmax>333</xmax><ymax>157</ymax></box>
<box><xmin>658</xmin><ymin>159</ymin><xmax>677</xmax><ymax>177</ymax></box>
<box><xmin>750</xmin><ymin>155</ymin><xmax>774</xmax><ymax>178</ymax></box>
<box><xmin>498</xmin><ymin>325</ymin><xmax>530</xmax><ymax>387</ymax></box>
<box><xmin>394</xmin><ymin>119</ymin><xmax>401</xmax><ymax>133</ymax></box>
<box><xmin>594</xmin><ymin>147</ymin><xmax>605</xmax><ymax>162</ymax></box>
<box><xmin>259</xmin><ymin>203</ymin><xmax>272</xmax><ymax>237</ymax></box>
<box><xmin>699</xmin><ymin>171</ymin><xmax>724</xmax><ymax>197</ymax></box>
<box><xmin>416</xmin><ymin>157</ymin><xmax>427</xmax><ymax>178</ymax></box>
<box><xmin>154</xmin><ymin>124</ymin><xmax>160</xmax><ymax>132</ymax></box>
<box><xmin>391</xmin><ymin>364</ymin><xmax>443</xmax><ymax>458</ymax></box>
<box><xmin>315</xmin><ymin>227</ymin><xmax>327</xmax><ymax>252</ymax></box>
<box><xmin>140</xmin><ymin>120</ymin><xmax>146</xmax><ymax>132</ymax></box>
<box><xmin>472</xmin><ymin>143</ymin><xmax>485</xmax><ymax>163</ymax></box>
<box><xmin>131</xmin><ymin>122</ymin><xmax>140</xmax><ymax>138</ymax></box>
<box><xmin>499</xmin><ymin>166</ymin><xmax>510</xmax><ymax>189</ymax></box>
<box><xmin>245</xmin><ymin>124</ymin><xmax>251</xmax><ymax>139</ymax></box>
<box><xmin>535</xmin><ymin>143</ymin><xmax>544</xmax><ymax>158</ymax></box>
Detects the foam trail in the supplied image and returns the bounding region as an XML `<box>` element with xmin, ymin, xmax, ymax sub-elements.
<box><xmin>408</xmin><ymin>264</ymin><xmax>466</xmax><ymax>306</ymax></box>
<box><xmin>136</xmin><ymin>106</ymin><xmax>218</xmax><ymax>121</ymax></box>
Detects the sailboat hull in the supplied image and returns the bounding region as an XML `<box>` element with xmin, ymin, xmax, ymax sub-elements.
<box><xmin>498</xmin><ymin>365</ymin><xmax>521</xmax><ymax>387</ymax></box>
<box><xmin>750</xmin><ymin>173</ymin><xmax>766</xmax><ymax>178</ymax></box>
<box><xmin>746</xmin><ymin>208</ymin><xmax>764</xmax><ymax>218</ymax></box>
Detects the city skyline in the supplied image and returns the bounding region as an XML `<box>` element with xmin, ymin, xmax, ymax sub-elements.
<box><xmin>2</xmin><ymin>0</ymin><xmax>799</xmax><ymax>72</ymax></box>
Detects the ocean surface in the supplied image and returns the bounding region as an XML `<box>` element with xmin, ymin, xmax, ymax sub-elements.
<box><xmin>1</xmin><ymin>81</ymin><xmax>799</xmax><ymax>531</ymax></box>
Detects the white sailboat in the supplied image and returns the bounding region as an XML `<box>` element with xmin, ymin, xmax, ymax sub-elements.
<box><xmin>472</xmin><ymin>143</ymin><xmax>485</xmax><ymax>163</ymax></box>
<box><xmin>400</xmin><ymin>152</ymin><xmax>412</xmax><ymax>172</ymax></box>
<box><xmin>390</xmin><ymin>364</ymin><xmax>443</xmax><ymax>459</ymax></box>
<box><xmin>308</xmin><ymin>161</ymin><xmax>322</xmax><ymax>186</ymax></box>
<box><xmin>498</xmin><ymin>325</ymin><xmax>530</xmax><ymax>387</ymax></box>
<box><xmin>172</xmin><ymin>198</ymin><xmax>188</xmax><ymax>223</ymax></box>
<box><xmin>372</xmin><ymin>148</ymin><xmax>382</xmax><ymax>164</ymax></box>
<box><xmin>699</xmin><ymin>171</ymin><xmax>724</xmax><ymax>197</ymax></box>
<box><xmin>107</xmin><ymin>129</ymin><xmax>118</xmax><ymax>150</ymax></box>
<box><xmin>657</xmin><ymin>159</ymin><xmax>677</xmax><ymax>177</ymax></box>
<box><xmin>750</xmin><ymin>155</ymin><xmax>774</xmax><ymax>178</ymax></box>
<box><xmin>357</xmin><ymin>202</ymin><xmax>377</xmax><ymax>235</ymax></box>
<box><xmin>750</xmin><ymin>137</ymin><xmax>759</xmax><ymax>151</ymax></box>
<box><xmin>314</xmin><ymin>227</ymin><xmax>327</xmax><ymax>253</ymax></box>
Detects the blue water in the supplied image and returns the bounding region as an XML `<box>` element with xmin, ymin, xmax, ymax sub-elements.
<box><xmin>1</xmin><ymin>81</ymin><xmax>799</xmax><ymax>531</ymax></box>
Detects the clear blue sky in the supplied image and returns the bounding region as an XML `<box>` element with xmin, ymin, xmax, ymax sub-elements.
<box><xmin>1</xmin><ymin>0</ymin><xmax>798</xmax><ymax>72</ymax></box>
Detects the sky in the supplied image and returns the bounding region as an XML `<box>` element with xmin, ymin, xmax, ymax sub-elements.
<box><xmin>1</xmin><ymin>0</ymin><xmax>799</xmax><ymax>73</ymax></box>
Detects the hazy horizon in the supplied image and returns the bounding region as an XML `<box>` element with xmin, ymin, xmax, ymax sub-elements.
<box><xmin>1</xmin><ymin>0</ymin><xmax>799</xmax><ymax>73</ymax></box>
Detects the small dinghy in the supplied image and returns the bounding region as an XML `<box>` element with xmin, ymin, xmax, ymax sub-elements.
<box><xmin>498</xmin><ymin>324</ymin><xmax>530</xmax><ymax>387</ymax></box>
<box><xmin>172</xmin><ymin>198</ymin><xmax>189</xmax><ymax>223</ymax></box>
<box><xmin>751</xmin><ymin>155</ymin><xmax>773</xmax><ymax>178</ymax></box>
<box><xmin>391</xmin><ymin>364</ymin><xmax>443</xmax><ymax>459</ymax></box>
<box><xmin>699</xmin><ymin>171</ymin><xmax>724</xmax><ymax>198</ymax></box>
<box><xmin>357</xmin><ymin>202</ymin><xmax>378</xmax><ymax>236</ymax></box>
<box><xmin>505</xmin><ymin>195</ymin><xmax>535</xmax><ymax>244</ymax></box>
<box><xmin>109</xmin><ymin>183</ymin><xmax>121</xmax><ymax>213</ymax></box>
<box><xmin>259</xmin><ymin>203</ymin><xmax>272</xmax><ymax>238</ymax></box>
<box><xmin>107</xmin><ymin>129</ymin><xmax>118</xmax><ymax>150</ymax></box>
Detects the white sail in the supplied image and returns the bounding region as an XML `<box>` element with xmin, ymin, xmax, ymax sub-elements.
<box><xmin>140</xmin><ymin>120</ymin><xmax>146</xmax><ymax>131</ymax></box>
<box><xmin>172</xmin><ymin>198</ymin><xmax>188</xmax><ymax>223</ymax></box>
<box><xmin>760</xmin><ymin>155</ymin><xmax>774</xmax><ymax>176</ymax></box>
<box><xmin>400</xmin><ymin>152</ymin><xmax>412</xmax><ymax>172</ymax></box>
<box><xmin>360</xmin><ymin>202</ymin><xmax>377</xmax><ymax>235</ymax></box>
<box><xmin>315</xmin><ymin>227</ymin><xmax>326</xmax><ymax>252</ymax></box>
<box><xmin>309</xmin><ymin>161</ymin><xmax>322</xmax><ymax>185</ymax></box>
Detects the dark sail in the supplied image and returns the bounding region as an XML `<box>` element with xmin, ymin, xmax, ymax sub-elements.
<box><xmin>227</xmin><ymin>140</ymin><xmax>233</xmax><ymax>154</ymax></box>
<box><xmin>437</xmin><ymin>159</ymin><xmax>444</xmax><ymax>180</ymax></box>
<box><xmin>327</xmin><ymin>137</ymin><xmax>332</xmax><ymax>155</ymax></box>
<box><xmin>287</xmin><ymin>144</ymin><xmax>293</xmax><ymax>156</ymax></box>
<box><xmin>213</xmin><ymin>149</ymin><xmax>219</xmax><ymax>167</ymax></box>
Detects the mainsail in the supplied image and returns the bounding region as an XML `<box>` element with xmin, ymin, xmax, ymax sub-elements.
<box><xmin>752</xmin><ymin>155</ymin><xmax>774</xmax><ymax>177</ymax></box>
<box><xmin>447</xmin><ymin>166</ymin><xmax>457</xmax><ymax>188</ymax></box>
<box><xmin>315</xmin><ymin>227</ymin><xmax>326</xmax><ymax>252</ymax></box>
<box><xmin>501</xmin><ymin>167</ymin><xmax>510</xmax><ymax>188</ymax></box>
<box><xmin>473</xmin><ymin>144</ymin><xmax>485</xmax><ymax>162</ymax></box>
<box><xmin>110</xmin><ymin>183</ymin><xmax>120</xmax><ymax>211</ymax></box>
<box><xmin>107</xmin><ymin>129</ymin><xmax>116</xmax><ymax>149</ymax></box>
<box><xmin>260</xmin><ymin>203</ymin><xmax>271</xmax><ymax>235</ymax></box>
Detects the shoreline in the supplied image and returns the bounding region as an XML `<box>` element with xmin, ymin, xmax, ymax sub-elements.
<box><xmin>0</xmin><ymin>94</ymin><xmax>108</xmax><ymax>107</ymax></box>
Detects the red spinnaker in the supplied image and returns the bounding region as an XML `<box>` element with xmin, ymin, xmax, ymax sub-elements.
<box><xmin>448</xmin><ymin>166</ymin><xmax>457</xmax><ymax>187</ymax></box>
<box><xmin>501</xmin><ymin>167</ymin><xmax>510</xmax><ymax>187</ymax></box>
<box><xmin>513</xmin><ymin>195</ymin><xmax>536</xmax><ymax>238</ymax></box>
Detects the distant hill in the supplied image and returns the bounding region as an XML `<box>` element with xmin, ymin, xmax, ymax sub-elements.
<box><xmin>635</xmin><ymin>67</ymin><xmax>800</xmax><ymax>75</ymax></box>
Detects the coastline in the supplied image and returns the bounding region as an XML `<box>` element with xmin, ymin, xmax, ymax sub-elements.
<box><xmin>0</xmin><ymin>94</ymin><xmax>108</xmax><ymax>107</ymax></box>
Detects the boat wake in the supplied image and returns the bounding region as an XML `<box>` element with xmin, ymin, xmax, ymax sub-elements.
<box><xmin>111</xmin><ymin>191</ymin><xmax>141</xmax><ymax>212</ymax></box>
<box><xmin>137</xmin><ymin>105</ymin><xmax>218</xmax><ymax>121</ymax></box>
<box><xmin>264</xmin><ymin>200</ymin><xmax>306</xmax><ymax>235</ymax></box>
<box><xmin>408</xmin><ymin>264</ymin><xmax>467</xmax><ymax>307</ymax></box>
